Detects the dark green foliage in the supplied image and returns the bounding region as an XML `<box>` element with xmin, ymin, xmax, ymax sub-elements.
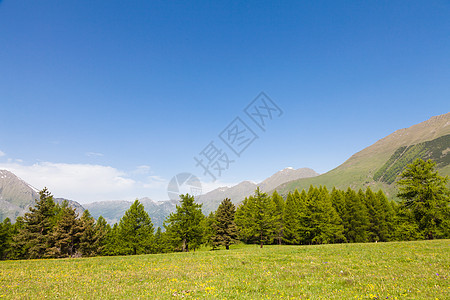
<box><xmin>392</xmin><ymin>205</ymin><xmax>423</xmax><ymax>241</ymax></box>
<box><xmin>271</xmin><ymin>191</ymin><xmax>284</xmax><ymax>245</ymax></box>
<box><xmin>235</xmin><ymin>188</ymin><xmax>276</xmax><ymax>248</ymax></box>
<box><xmin>164</xmin><ymin>194</ymin><xmax>204</xmax><ymax>252</ymax></box>
<box><xmin>92</xmin><ymin>215</ymin><xmax>109</xmax><ymax>255</ymax></box>
<box><xmin>78</xmin><ymin>210</ymin><xmax>100</xmax><ymax>257</ymax></box>
<box><xmin>396</xmin><ymin>158</ymin><xmax>450</xmax><ymax>239</ymax></box>
<box><xmin>153</xmin><ymin>227</ymin><xmax>171</xmax><ymax>253</ymax></box>
<box><xmin>46</xmin><ymin>201</ymin><xmax>83</xmax><ymax>258</ymax></box>
<box><xmin>374</xmin><ymin>135</ymin><xmax>450</xmax><ymax>184</ymax></box>
<box><xmin>342</xmin><ymin>188</ymin><xmax>369</xmax><ymax>243</ymax></box>
<box><xmin>282</xmin><ymin>192</ymin><xmax>300</xmax><ymax>244</ymax></box>
<box><xmin>3</xmin><ymin>165</ymin><xmax>448</xmax><ymax>261</ymax></box>
<box><xmin>374</xmin><ymin>146</ymin><xmax>408</xmax><ymax>181</ymax></box>
<box><xmin>13</xmin><ymin>188</ymin><xmax>58</xmax><ymax>259</ymax></box>
<box><xmin>283</xmin><ymin>189</ymin><xmax>311</xmax><ymax>244</ymax></box>
<box><xmin>203</xmin><ymin>212</ymin><xmax>217</xmax><ymax>249</ymax></box>
<box><xmin>102</xmin><ymin>223</ymin><xmax>123</xmax><ymax>256</ymax></box>
<box><xmin>0</xmin><ymin>218</ymin><xmax>13</xmax><ymax>259</ymax></box>
<box><xmin>308</xmin><ymin>186</ymin><xmax>345</xmax><ymax>244</ymax></box>
<box><xmin>119</xmin><ymin>199</ymin><xmax>154</xmax><ymax>255</ymax></box>
<box><xmin>212</xmin><ymin>198</ymin><xmax>238</xmax><ymax>250</ymax></box>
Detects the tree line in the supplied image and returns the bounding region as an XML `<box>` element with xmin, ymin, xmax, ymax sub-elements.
<box><xmin>0</xmin><ymin>158</ymin><xmax>448</xmax><ymax>260</ymax></box>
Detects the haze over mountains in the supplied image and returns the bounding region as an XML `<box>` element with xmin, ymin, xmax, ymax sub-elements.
<box><xmin>0</xmin><ymin>167</ymin><xmax>318</xmax><ymax>227</ymax></box>
<box><xmin>197</xmin><ymin>167</ymin><xmax>318</xmax><ymax>214</ymax></box>
<box><xmin>1</xmin><ymin>112</ymin><xmax>449</xmax><ymax>227</ymax></box>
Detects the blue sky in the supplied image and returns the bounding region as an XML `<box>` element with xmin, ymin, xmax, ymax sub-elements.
<box><xmin>0</xmin><ymin>1</ymin><xmax>449</xmax><ymax>203</ymax></box>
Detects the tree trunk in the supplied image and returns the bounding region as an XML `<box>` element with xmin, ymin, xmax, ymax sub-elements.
<box><xmin>182</xmin><ymin>239</ymin><xmax>187</xmax><ymax>252</ymax></box>
<box><xmin>260</xmin><ymin>231</ymin><xmax>263</xmax><ymax>248</ymax></box>
<box><xmin>226</xmin><ymin>244</ymin><xmax>229</xmax><ymax>250</ymax></box>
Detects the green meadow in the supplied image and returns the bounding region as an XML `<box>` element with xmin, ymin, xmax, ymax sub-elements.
<box><xmin>1</xmin><ymin>240</ymin><xmax>448</xmax><ymax>299</ymax></box>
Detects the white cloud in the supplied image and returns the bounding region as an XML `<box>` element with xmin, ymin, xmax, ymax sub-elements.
<box><xmin>86</xmin><ymin>152</ymin><xmax>104</xmax><ymax>157</ymax></box>
<box><xmin>0</xmin><ymin>150</ymin><xmax>5</xmax><ymax>157</ymax></box>
<box><xmin>142</xmin><ymin>175</ymin><xmax>167</xmax><ymax>189</ymax></box>
<box><xmin>132</xmin><ymin>165</ymin><xmax>151</xmax><ymax>175</ymax></box>
<box><xmin>0</xmin><ymin>161</ymin><xmax>169</xmax><ymax>203</ymax></box>
<box><xmin>200</xmin><ymin>180</ymin><xmax>240</xmax><ymax>194</ymax></box>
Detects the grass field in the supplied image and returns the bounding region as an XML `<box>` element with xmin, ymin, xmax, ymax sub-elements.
<box><xmin>1</xmin><ymin>240</ymin><xmax>448</xmax><ymax>299</ymax></box>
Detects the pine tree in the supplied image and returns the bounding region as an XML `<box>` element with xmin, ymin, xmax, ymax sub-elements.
<box><xmin>364</xmin><ymin>187</ymin><xmax>382</xmax><ymax>242</ymax></box>
<box><xmin>330</xmin><ymin>187</ymin><xmax>346</xmax><ymax>217</ymax></box>
<box><xmin>376</xmin><ymin>190</ymin><xmax>396</xmax><ymax>242</ymax></box>
<box><xmin>153</xmin><ymin>227</ymin><xmax>170</xmax><ymax>253</ymax></box>
<box><xmin>397</xmin><ymin>159</ymin><xmax>450</xmax><ymax>239</ymax></box>
<box><xmin>164</xmin><ymin>194</ymin><xmax>204</xmax><ymax>252</ymax></box>
<box><xmin>0</xmin><ymin>218</ymin><xmax>13</xmax><ymax>260</ymax></box>
<box><xmin>235</xmin><ymin>197</ymin><xmax>256</xmax><ymax>243</ymax></box>
<box><xmin>93</xmin><ymin>215</ymin><xmax>109</xmax><ymax>255</ymax></box>
<box><xmin>342</xmin><ymin>188</ymin><xmax>369</xmax><ymax>243</ymax></box>
<box><xmin>204</xmin><ymin>212</ymin><xmax>217</xmax><ymax>249</ymax></box>
<box><xmin>213</xmin><ymin>198</ymin><xmax>238</xmax><ymax>250</ymax></box>
<box><xmin>102</xmin><ymin>223</ymin><xmax>126</xmax><ymax>256</ymax></box>
<box><xmin>393</xmin><ymin>204</ymin><xmax>423</xmax><ymax>241</ymax></box>
<box><xmin>271</xmin><ymin>191</ymin><xmax>284</xmax><ymax>245</ymax></box>
<box><xmin>119</xmin><ymin>199</ymin><xmax>154</xmax><ymax>255</ymax></box>
<box><xmin>78</xmin><ymin>210</ymin><xmax>98</xmax><ymax>257</ymax></box>
<box><xmin>282</xmin><ymin>192</ymin><xmax>300</xmax><ymax>244</ymax></box>
<box><xmin>13</xmin><ymin>188</ymin><xmax>58</xmax><ymax>259</ymax></box>
<box><xmin>46</xmin><ymin>201</ymin><xmax>83</xmax><ymax>258</ymax></box>
<box><xmin>235</xmin><ymin>188</ymin><xmax>276</xmax><ymax>248</ymax></box>
<box><xmin>309</xmin><ymin>186</ymin><xmax>345</xmax><ymax>244</ymax></box>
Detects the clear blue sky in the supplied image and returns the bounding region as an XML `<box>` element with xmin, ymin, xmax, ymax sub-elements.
<box><xmin>0</xmin><ymin>0</ymin><xmax>449</xmax><ymax>203</ymax></box>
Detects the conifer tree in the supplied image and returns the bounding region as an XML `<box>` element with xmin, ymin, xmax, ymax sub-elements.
<box><xmin>0</xmin><ymin>218</ymin><xmax>13</xmax><ymax>260</ymax></box>
<box><xmin>330</xmin><ymin>187</ymin><xmax>346</xmax><ymax>216</ymax></box>
<box><xmin>309</xmin><ymin>186</ymin><xmax>345</xmax><ymax>244</ymax></box>
<box><xmin>78</xmin><ymin>210</ymin><xmax>98</xmax><ymax>257</ymax></box>
<box><xmin>164</xmin><ymin>194</ymin><xmax>204</xmax><ymax>252</ymax></box>
<box><xmin>119</xmin><ymin>199</ymin><xmax>154</xmax><ymax>255</ymax></box>
<box><xmin>342</xmin><ymin>188</ymin><xmax>369</xmax><ymax>243</ymax></box>
<box><xmin>282</xmin><ymin>192</ymin><xmax>300</xmax><ymax>244</ymax></box>
<box><xmin>271</xmin><ymin>191</ymin><xmax>284</xmax><ymax>245</ymax></box>
<box><xmin>14</xmin><ymin>188</ymin><xmax>58</xmax><ymax>259</ymax></box>
<box><xmin>93</xmin><ymin>215</ymin><xmax>109</xmax><ymax>255</ymax></box>
<box><xmin>235</xmin><ymin>197</ymin><xmax>256</xmax><ymax>243</ymax></box>
<box><xmin>102</xmin><ymin>223</ymin><xmax>125</xmax><ymax>256</ymax></box>
<box><xmin>213</xmin><ymin>198</ymin><xmax>238</xmax><ymax>250</ymax></box>
<box><xmin>46</xmin><ymin>201</ymin><xmax>83</xmax><ymax>258</ymax></box>
<box><xmin>375</xmin><ymin>189</ymin><xmax>396</xmax><ymax>242</ymax></box>
<box><xmin>235</xmin><ymin>188</ymin><xmax>276</xmax><ymax>248</ymax></box>
<box><xmin>153</xmin><ymin>227</ymin><xmax>170</xmax><ymax>253</ymax></box>
<box><xmin>397</xmin><ymin>159</ymin><xmax>450</xmax><ymax>239</ymax></box>
<box><xmin>204</xmin><ymin>212</ymin><xmax>217</xmax><ymax>249</ymax></box>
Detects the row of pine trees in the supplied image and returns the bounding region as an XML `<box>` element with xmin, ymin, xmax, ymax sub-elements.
<box><xmin>0</xmin><ymin>159</ymin><xmax>448</xmax><ymax>260</ymax></box>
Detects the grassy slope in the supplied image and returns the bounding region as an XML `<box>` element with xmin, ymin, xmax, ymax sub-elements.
<box><xmin>277</xmin><ymin>113</ymin><xmax>450</xmax><ymax>199</ymax></box>
<box><xmin>1</xmin><ymin>240</ymin><xmax>449</xmax><ymax>299</ymax></box>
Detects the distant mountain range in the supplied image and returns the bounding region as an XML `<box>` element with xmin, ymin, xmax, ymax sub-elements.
<box><xmin>196</xmin><ymin>167</ymin><xmax>318</xmax><ymax>214</ymax></box>
<box><xmin>277</xmin><ymin>112</ymin><xmax>450</xmax><ymax>198</ymax></box>
<box><xmin>84</xmin><ymin>198</ymin><xmax>179</xmax><ymax>229</ymax></box>
<box><xmin>0</xmin><ymin>167</ymin><xmax>318</xmax><ymax>227</ymax></box>
<box><xmin>1</xmin><ymin>112</ymin><xmax>449</xmax><ymax>227</ymax></box>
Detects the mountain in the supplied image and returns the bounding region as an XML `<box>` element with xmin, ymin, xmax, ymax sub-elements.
<box><xmin>0</xmin><ymin>169</ymin><xmax>85</xmax><ymax>221</ymax></box>
<box><xmin>54</xmin><ymin>198</ymin><xmax>85</xmax><ymax>216</ymax></box>
<box><xmin>276</xmin><ymin>112</ymin><xmax>450</xmax><ymax>198</ymax></box>
<box><xmin>197</xmin><ymin>167</ymin><xmax>319</xmax><ymax>214</ymax></box>
<box><xmin>0</xmin><ymin>169</ymin><xmax>39</xmax><ymax>220</ymax></box>
<box><xmin>84</xmin><ymin>198</ymin><xmax>178</xmax><ymax>229</ymax></box>
<box><xmin>0</xmin><ymin>169</ymin><xmax>176</xmax><ymax>228</ymax></box>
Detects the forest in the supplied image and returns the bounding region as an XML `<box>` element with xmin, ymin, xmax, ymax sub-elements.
<box><xmin>0</xmin><ymin>159</ymin><xmax>448</xmax><ymax>260</ymax></box>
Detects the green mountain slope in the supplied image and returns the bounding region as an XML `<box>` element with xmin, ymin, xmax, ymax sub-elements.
<box><xmin>276</xmin><ymin>113</ymin><xmax>450</xmax><ymax>198</ymax></box>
